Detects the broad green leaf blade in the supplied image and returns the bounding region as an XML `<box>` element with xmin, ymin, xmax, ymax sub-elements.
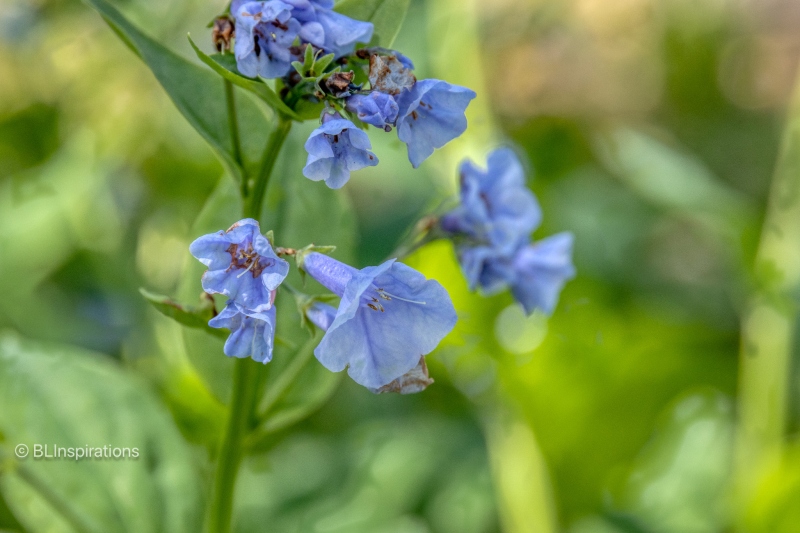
<box><xmin>335</xmin><ymin>0</ymin><xmax>411</xmax><ymax>48</ymax></box>
<box><xmin>188</xmin><ymin>36</ymin><xmax>300</xmax><ymax>120</ymax></box>
<box><xmin>83</xmin><ymin>0</ymin><xmax>272</xmax><ymax>184</ymax></box>
<box><xmin>139</xmin><ymin>288</ymin><xmax>227</xmax><ymax>341</ymax></box>
<box><xmin>0</xmin><ymin>333</ymin><xmax>203</xmax><ymax>533</ymax></box>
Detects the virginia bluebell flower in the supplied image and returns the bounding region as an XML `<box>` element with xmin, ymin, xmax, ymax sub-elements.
<box><xmin>301</xmin><ymin>252</ymin><xmax>457</xmax><ymax>389</ymax></box>
<box><xmin>303</xmin><ymin>111</ymin><xmax>378</xmax><ymax>189</ymax></box>
<box><xmin>305</xmin><ymin>302</ymin><xmax>337</xmax><ymax>331</ymax></box>
<box><xmin>209</xmin><ymin>299</ymin><xmax>277</xmax><ymax>363</ymax></box>
<box><xmin>443</xmin><ymin>148</ymin><xmax>575</xmax><ymax>315</ymax></box>
<box><xmin>441</xmin><ymin>148</ymin><xmax>541</xmax><ymax>254</ymax></box>
<box><xmin>395</xmin><ymin>80</ymin><xmax>476</xmax><ymax>168</ymax></box>
<box><xmin>233</xmin><ymin>1</ymin><xmax>301</xmax><ymax>79</ymax></box>
<box><xmin>232</xmin><ymin>0</ymin><xmax>372</xmax><ymax>70</ymax></box>
<box><xmin>190</xmin><ymin>218</ymin><xmax>289</xmax><ymax>313</ymax></box>
<box><xmin>345</xmin><ymin>92</ymin><xmax>399</xmax><ymax>130</ymax></box>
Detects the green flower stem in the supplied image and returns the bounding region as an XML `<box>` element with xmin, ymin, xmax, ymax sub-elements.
<box><xmin>245</xmin><ymin>118</ymin><xmax>292</xmax><ymax>219</ymax></box>
<box><xmin>207</xmin><ymin>358</ymin><xmax>260</xmax><ymax>533</ymax></box>
<box><xmin>224</xmin><ymin>80</ymin><xmax>245</xmax><ymax>196</ymax></box>
<box><xmin>254</xmin><ymin>333</ymin><xmax>320</xmax><ymax>425</ymax></box>
<box><xmin>207</xmin><ymin>110</ymin><xmax>295</xmax><ymax>532</ymax></box>
<box><xmin>734</xmin><ymin>71</ymin><xmax>800</xmax><ymax>506</ymax></box>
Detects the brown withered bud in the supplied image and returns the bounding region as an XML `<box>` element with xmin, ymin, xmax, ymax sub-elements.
<box><xmin>369</xmin><ymin>54</ymin><xmax>416</xmax><ymax>95</ymax></box>
<box><xmin>324</xmin><ymin>71</ymin><xmax>355</xmax><ymax>98</ymax></box>
<box><xmin>370</xmin><ymin>357</ymin><xmax>434</xmax><ymax>395</ymax></box>
<box><xmin>212</xmin><ymin>16</ymin><xmax>235</xmax><ymax>53</ymax></box>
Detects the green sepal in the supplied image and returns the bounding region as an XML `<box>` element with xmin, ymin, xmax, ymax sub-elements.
<box><xmin>139</xmin><ymin>288</ymin><xmax>227</xmax><ymax>340</ymax></box>
<box><xmin>314</xmin><ymin>53</ymin><xmax>336</xmax><ymax>75</ymax></box>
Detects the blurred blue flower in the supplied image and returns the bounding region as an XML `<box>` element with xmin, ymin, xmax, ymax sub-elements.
<box><xmin>458</xmin><ymin>233</ymin><xmax>575</xmax><ymax>315</ymax></box>
<box><xmin>303</xmin><ymin>112</ymin><xmax>378</xmax><ymax>189</ymax></box>
<box><xmin>395</xmin><ymin>79</ymin><xmax>476</xmax><ymax>168</ymax></box>
<box><xmin>301</xmin><ymin>252</ymin><xmax>457</xmax><ymax>389</ymax></box>
<box><xmin>441</xmin><ymin>148</ymin><xmax>541</xmax><ymax>254</ymax></box>
<box><xmin>233</xmin><ymin>1</ymin><xmax>300</xmax><ymax>79</ymax></box>
<box><xmin>345</xmin><ymin>92</ymin><xmax>399</xmax><ymax>130</ymax></box>
<box><xmin>190</xmin><ymin>218</ymin><xmax>289</xmax><ymax>313</ymax></box>
<box><xmin>443</xmin><ymin>148</ymin><xmax>575</xmax><ymax>315</ymax></box>
<box><xmin>209</xmin><ymin>300</ymin><xmax>277</xmax><ymax>363</ymax></box>
<box><xmin>508</xmin><ymin>233</ymin><xmax>575</xmax><ymax>315</ymax></box>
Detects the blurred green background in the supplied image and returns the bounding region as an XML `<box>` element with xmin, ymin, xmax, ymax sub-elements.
<box><xmin>1</xmin><ymin>0</ymin><xmax>800</xmax><ymax>531</ymax></box>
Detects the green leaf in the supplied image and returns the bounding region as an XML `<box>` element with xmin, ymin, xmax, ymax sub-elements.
<box><xmin>335</xmin><ymin>0</ymin><xmax>411</xmax><ymax>48</ymax></box>
<box><xmin>0</xmin><ymin>333</ymin><xmax>203</xmax><ymax>533</ymax></box>
<box><xmin>187</xmin><ymin>35</ymin><xmax>299</xmax><ymax>120</ymax></box>
<box><xmin>139</xmin><ymin>288</ymin><xmax>227</xmax><ymax>341</ymax></box>
<box><xmin>83</xmin><ymin>0</ymin><xmax>273</xmax><ymax>184</ymax></box>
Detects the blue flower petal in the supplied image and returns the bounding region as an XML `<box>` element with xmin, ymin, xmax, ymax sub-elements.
<box><xmin>396</xmin><ymin>79</ymin><xmax>476</xmax><ymax>168</ymax></box>
<box><xmin>209</xmin><ymin>301</ymin><xmax>276</xmax><ymax>363</ymax></box>
<box><xmin>510</xmin><ymin>233</ymin><xmax>575</xmax><ymax>315</ymax></box>
<box><xmin>314</xmin><ymin>9</ymin><xmax>373</xmax><ymax>56</ymax></box>
<box><xmin>307</xmin><ymin>255</ymin><xmax>457</xmax><ymax>389</ymax></box>
<box><xmin>302</xmin><ymin>116</ymin><xmax>378</xmax><ymax>189</ymax></box>
<box><xmin>445</xmin><ymin>148</ymin><xmax>541</xmax><ymax>254</ymax></box>
<box><xmin>345</xmin><ymin>92</ymin><xmax>399</xmax><ymax>129</ymax></box>
<box><xmin>234</xmin><ymin>1</ymin><xmax>300</xmax><ymax>79</ymax></box>
<box><xmin>191</xmin><ymin>218</ymin><xmax>288</xmax><ymax>313</ymax></box>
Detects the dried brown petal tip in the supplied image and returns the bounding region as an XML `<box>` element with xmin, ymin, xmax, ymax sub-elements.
<box><xmin>371</xmin><ymin>357</ymin><xmax>434</xmax><ymax>395</ymax></box>
<box><xmin>212</xmin><ymin>16</ymin><xmax>235</xmax><ymax>53</ymax></box>
<box><xmin>324</xmin><ymin>71</ymin><xmax>356</xmax><ymax>98</ymax></box>
<box><xmin>368</xmin><ymin>54</ymin><xmax>416</xmax><ymax>95</ymax></box>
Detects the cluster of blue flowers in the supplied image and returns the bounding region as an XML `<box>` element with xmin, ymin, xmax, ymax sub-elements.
<box><xmin>190</xmin><ymin>219</ymin><xmax>289</xmax><ymax>363</ymax></box>
<box><xmin>305</xmin><ymin>72</ymin><xmax>476</xmax><ymax>188</ymax></box>
<box><xmin>231</xmin><ymin>0</ymin><xmax>372</xmax><ymax>77</ymax></box>
<box><xmin>441</xmin><ymin>148</ymin><xmax>576</xmax><ymax>315</ymax></box>
<box><xmin>228</xmin><ymin>0</ymin><xmax>476</xmax><ymax>189</ymax></box>
<box><xmin>185</xmin><ymin>5</ymin><xmax>575</xmax><ymax>395</ymax></box>
<box><xmin>191</xmin><ymin>220</ymin><xmax>457</xmax><ymax>392</ymax></box>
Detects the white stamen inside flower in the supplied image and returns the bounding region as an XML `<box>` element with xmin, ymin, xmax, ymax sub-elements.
<box><xmin>237</xmin><ymin>259</ymin><xmax>257</xmax><ymax>278</ymax></box>
<box><xmin>375</xmin><ymin>288</ymin><xmax>426</xmax><ymax>305</ymax></box>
